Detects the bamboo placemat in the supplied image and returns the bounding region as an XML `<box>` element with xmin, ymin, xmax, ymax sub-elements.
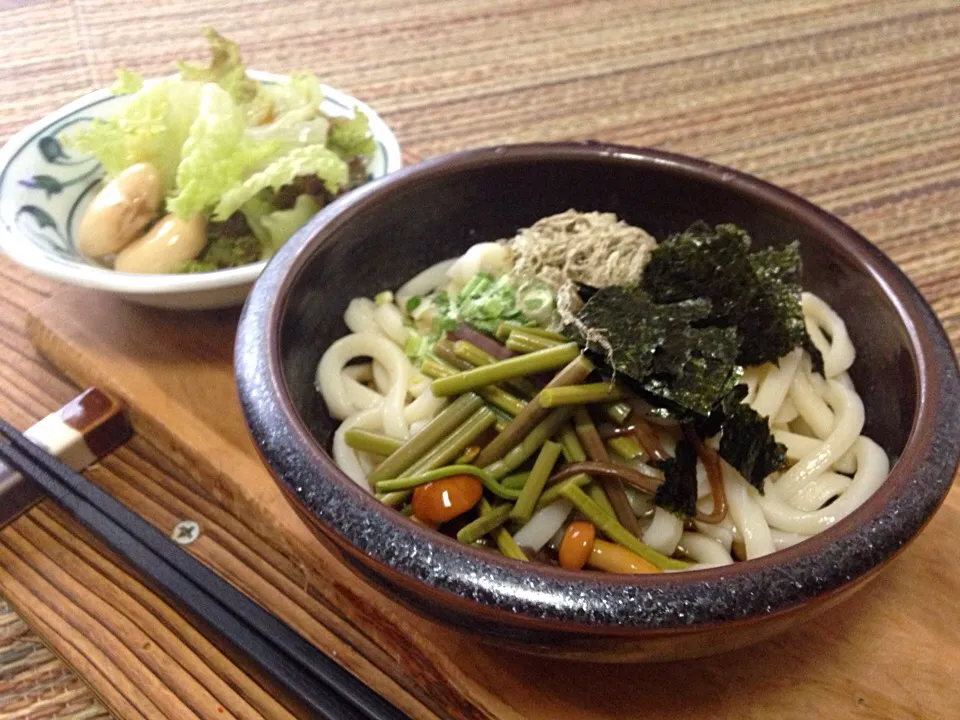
<box><xmin>0</xmin><ymin>600</ymin><xmax>108</xmax><ymax>719</ymax></box>
<box><xmin>1</xmin><ymin>0</ymin><xmax>959</xmax><ymax>717</ymax></box>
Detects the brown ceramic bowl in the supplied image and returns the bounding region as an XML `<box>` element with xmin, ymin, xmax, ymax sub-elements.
<box><xmin>235</xmin><ymin>143</ymin><xmax>960</xmax><ymax>661</ymax></box>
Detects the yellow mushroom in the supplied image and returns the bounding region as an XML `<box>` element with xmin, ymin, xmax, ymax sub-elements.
<box><xmin>586</xmin><ymin>538</ymin><xmax>659</xmax><ymax>574</ymax></box>
<box><xmin>76</xmin><ymin>163</ymin><xmax>163</xmax><ymax>257</ymax></box>
<box><xmin>114</xmin><ymin>214</ymin><xmax>207</xmax><ymax>274</ymax></box>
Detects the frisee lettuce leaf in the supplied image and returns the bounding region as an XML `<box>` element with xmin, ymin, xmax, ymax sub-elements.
<box><xmin>61</xmin><ymin>28</ymin><xmax>377</xmax><ymax>270</ymax></box>
<box><xmin>328</xmin><ymin>112</ymin><xmax>375</xmax><ymax>158</ymax></box>
<box><xmin>258</xmin><ymin>194</ymin><xmax>321</xmax><ymax>255</ymax></box>
<box><xmin>110</xmin><ymin>68</ymin><xmax>144</xmax><ymax>95</ymax></box>
<box><xmin>62</xmin><ymin>78</ymin><xmax>204</xmax><ymax>193</ymax></box>
<box><xmin>176</xmin><ymin>27</ymin><xmax>262</xmax><ymax>106</ymax></box>
<box><xmin>167</xmin><ymin>83</ymin><xmax>280</xmax><ymax>218</ymax></box>
<box><xmin>212</xmin><ymin>144</ymin><xmax>347</xmax><ymax>219</ymax></box>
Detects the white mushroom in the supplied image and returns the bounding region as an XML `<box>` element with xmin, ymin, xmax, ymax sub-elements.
<box><xmin>76</xmin><ymin>162</ymin><xmax>163</xmax><ymax>257</ymax></box>
<box><xmin>114</xmin><ymin>214</ymin><xmax>207</xmax><ymax>274</ymax></box>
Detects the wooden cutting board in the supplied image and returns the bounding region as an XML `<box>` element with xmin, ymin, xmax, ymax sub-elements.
<box><xmin>23</xmin><ymin>286</ymin><xmax>960</xmax><ymax>720</ymax></box>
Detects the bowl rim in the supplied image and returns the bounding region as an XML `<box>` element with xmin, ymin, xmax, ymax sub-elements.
<box><xmin>0</xmin><ymin>70</ymin><xmax>402</xmax><ymax>296</ymax></box>
<box><xmin>236</xmin><ymin>142</ymin><xmax>960</xmax><ymax>632</ymax></box>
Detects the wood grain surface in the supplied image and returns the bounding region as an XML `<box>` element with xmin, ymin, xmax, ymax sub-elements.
<box><xmin>21</xmin><ymin>285</ymin><xmax>960</xmax><ymax>720</ymax></box>
<box><xmin>1</xmin><ymin>1</ymin><xmax>959</xmax><ymax>718</ymax></box>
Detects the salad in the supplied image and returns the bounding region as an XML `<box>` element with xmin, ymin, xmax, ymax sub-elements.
<box><xmin>64</xmin><ymin>28</ymin><xmax>375</xmax><ymax>273</ymax></box>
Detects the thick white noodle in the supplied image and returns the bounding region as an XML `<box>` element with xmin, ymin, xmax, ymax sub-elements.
<box><xmin>774</xmin><ymin>397</ymin><xmax>798</xmax><ymax>425</ymax></box>
<box><xmin>774</xmin><ymin>429</ymin><xmax>857</xmax><ymax>474</ymax></box>
<box><xmin>642</xmin><ymin>507</ymin><xmax>684</xmax><ymax>556</ymax></box>
<box><xmin>403</xmin><ymin>388</ymin><xmax>448</xmax><ymax>425</ymax></box>
<box><xmin>740</xmin><ymin>365</ymin><xmax>767</xmax><ymax>406</ymax></box>
<box><xmin>789</xmin><ymin>366</ymin><xmax>835</xmax><ymax>438</ymax></box>
<box><xmin>446</xmin><ymin>242</ymin><xmax>511</xmax><ymax>287</ymax></box>
<box><xmin>343</xmin><ymin>298</ymin><xmax>380</xmax><ymax>334</ymax></box>
<box><xmin>836</xmin><ymin>371</ymin><xmax>856</xmax><ymax>391</ymax></box>
<box><xmin>757</xmin><ymin>436</ymin><xmax>889</xmax><ymax>534</ymax></box>
<box><xmin>678</xmin><ymin>532</ymin><xmax>734</xmax><ymax>566</ymax></box>
<box><xmin>800</xmin><ymin>369</ymin><xmax>858</xmax><ymax>474</ymax></box>
<box><xmin>408</xmin><ymin>375</ymin><xmax>431</xmax><ymax>397</ymax></box>
<box><xmin>774</xmin><ymin>380</ymin><xmax>864</xmax><ymax>499</ymax></box>
<box><xmin>332</xmin><ymin>408</ymin><xmax>382</xmax><ymax>488</ymax></box>
<box><xmin>623</xmin><ymin>486</ymin><xmax>656</xmax><ymax>517</ymax></box>
<box><xmin>722</xmin><ymin>461</ymin><xmax>775</xmax><ymax>559</ymax></box>
<box><xmin>512</xmin><ymin>500</ymin><xmax>573</xmax><ymax>552</ymax></box>
<box><xmin>373</xmin><ymin>303</ymin><xmax>412</xmax><ymax>347</ymax></box>
<box><xmin>372</xmin><ymin>361</ymin><xmax>391</xmax><ymax>394</ymax></box>
<box><xmin>341</xmin><ymin>374</ymin><xmax>384</xmax><ymax>410</ymax></box>
<box><xmin>695</xmin><ymin>459</ymin><xmax>710</xmax><ymax>499</ymax></box>
<box><xmin>395</xmin><ymin>258</ymin><xmax>456</xmax><ymax>307</ymax></box>
<box><xmin>803</xmin><ymin>292</ymin><xmax>856</xmax><ymax>378</ymax></box>
<box><xmin>316</xmin><ymin>333</ymin><xmax>410</xmax><ymax>437</ymax></box>
<box><xmin>694</xmin><ymin>515</ymin><xmax>736</xmax><ymax>551</ymax></box>
<box><xmin>770</xmin><ymin>529</ymin><xmax>811</xmax><ymax>550</ymax></box>
<box><xmin>751</xmin><ymin>347</ymin><xmax>802</xmax><ymax>419</ymax></box>
<box><xmin>342</xmin><ymin>363</ymin><xmax>373</xmax><ymax>383</ymax></box>
<box><xmin>789</xmin><ymin>471</ymin><xmax>853</xmax><ymax>511</ymax></box>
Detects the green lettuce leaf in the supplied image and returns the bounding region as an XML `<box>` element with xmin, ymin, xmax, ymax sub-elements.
<box><xmin>61</xmin><ymin>78</ymin><xmax>204</xmax><ymax>192</ymax></box>
<box><xmin>166</xmin><ymin>83</ymin><xmax>280</xmax><ymax>218</ymax></box>
<box><xmin>176</xmin><ymin>27</ymin><xmax>260</xmax><ymax>105</ymax></box>
<box><xmin>257</xmin><ymin>194</ymin><xmax>321</xmax><ymax>256</ymax></box>
<box><xmin>212</xmin><ymin>144</ymin><xmax>347</xmax><ymax>220</ymax></box>
<box><xmin>328</xmin><ymin>111</ymin><xmax>375</xmax><ymax>158</ymax></box>
<box><xmin>110</xmin><ymin>68</ymin><xmax>144</xmax><ymax>95</ymax></box>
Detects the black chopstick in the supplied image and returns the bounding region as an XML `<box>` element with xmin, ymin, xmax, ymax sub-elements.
<box><xmin>0</xmin><ymin>418</ymin><xmax>409</xmax><ymax>720</ymax></box>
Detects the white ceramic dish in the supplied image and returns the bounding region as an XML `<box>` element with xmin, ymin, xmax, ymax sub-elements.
<box><xmin>0</xmin><ymin>71</ymin><xmax>402</xmax><ymax>310</ymax></box>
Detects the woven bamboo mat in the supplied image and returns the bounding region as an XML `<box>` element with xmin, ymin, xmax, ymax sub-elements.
<box><xmin>0</xmin><ymin>600</ymin><xmax>108</xmax><ymax>719</ymax></box>
<box><xmin>1</xmin><ymin>0</ymin><xmax>959</xmax><ymax>717</ymax></box>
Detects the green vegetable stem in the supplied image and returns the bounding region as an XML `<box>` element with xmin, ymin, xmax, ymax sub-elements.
<box><xmin>431</xmin><ymin>343</ymin><xmax>581</xmax><ymax>397</ymax></box>
<box><xmin>366</xmin><ymin>393</ymin><xmax>484</xmax><ymax>485</ymax></box>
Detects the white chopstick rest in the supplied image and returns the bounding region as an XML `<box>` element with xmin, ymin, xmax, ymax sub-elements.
<box><xmin>23</xmin><ymin>413</ymin><xmax>96</xmax><ymax>471</ymax></box>
<box><xmin>0</xmin><ymin>388</ymin><xmax>131</xmax><ymax>528</ymax></box>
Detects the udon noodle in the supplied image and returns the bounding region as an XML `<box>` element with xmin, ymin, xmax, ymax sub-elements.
<box><xmin>315</xmin><ymin>212</ymin><xmax>889</xmax><ymax>573</ymax></box>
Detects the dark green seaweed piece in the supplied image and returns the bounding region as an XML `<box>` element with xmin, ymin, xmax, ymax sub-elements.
<box><xmin>565</xmin><ymin>285</ymin><xmax>741</xmax><ymax>416</ymax></box>
<box><xmin>642</xmin><ymin>222</ymin><xmax>807</xmax><ymax>366</ymax></box>
<box><xmin>644</xmin><ymin>324</ymin><xmax>742</xmax><ymax>417</ymax></box>
<box><xmin>653</xmin><ymin>438</ymin><xmax>698</xmax><ymax>517</ymax></box>
<box><xmin>695</xmin><ymin>385</ymin><xmax>786</xmax><ymax>492</ymax></box>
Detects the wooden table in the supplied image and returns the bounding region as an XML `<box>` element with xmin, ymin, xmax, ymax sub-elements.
<box><xmin>1</xmin><ymin>1</ymin><xmax>959</xmax><ymax>718</ymax></box>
